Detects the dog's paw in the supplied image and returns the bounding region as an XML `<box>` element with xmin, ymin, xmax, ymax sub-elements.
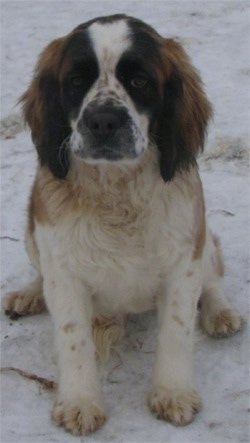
<box><xmin>3</xmin><ymin>290</ymin><xmax>46</xmax><ymax>319</ymax></box>
<box><xmin>52</xmin><ymin>397</ymin><xmax>106</xmax><ymax>435</ymax></box>
<box><xmin>201</xmin><ymin>308</ymin><xmax>245</xmax><ymax>338</ymax></box>
<box><xmin>149</xmin><ymin>386</ymin><xmax>202</xmax><ymax>426</ymax></box>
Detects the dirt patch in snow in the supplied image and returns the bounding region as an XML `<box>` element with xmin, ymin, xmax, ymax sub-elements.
<box><xmin>200</xmin><ymin>136</ymin><xmax>249</xmax><ymax>167</ymax></box>
<box><xmin>0</xmin><ymin>113</ymin><xmax>25</xmax><ymax>139</ymax></box>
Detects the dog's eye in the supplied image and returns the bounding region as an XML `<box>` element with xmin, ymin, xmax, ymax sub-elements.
<box><xmin>131</xmin><ymin>75</ymin><xmax>148</xmax><ymax>88</ymax></box>
<box><xmin>71</xmin><ymin>76</ymin><xmax>83</xmax><ymax>87</ymax></box>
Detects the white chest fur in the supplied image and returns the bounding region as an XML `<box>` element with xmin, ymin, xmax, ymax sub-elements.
<box><xmin>34</xmin><ymin>152</ymin><xmax>199</xmax><ymax>316</ymax></box>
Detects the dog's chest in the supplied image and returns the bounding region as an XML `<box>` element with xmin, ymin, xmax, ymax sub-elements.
<box><xmin>56</xmin><ymin>181</ymin><xmax>188</xmax><ymax>314</ymax></box>
<box><xmin>67</xmin><ymin>195</ymin><xmax>164</xmax><ymax>308</ymax></box>
<box><xmin>37</xmin><ymin>165</ymin><xmax>195</xmax><ymax>315</ymax></box>
<box><xmin>74</xmin><ymin>200</ymin><xmax>151</xmax><ymax>262</ymax></box>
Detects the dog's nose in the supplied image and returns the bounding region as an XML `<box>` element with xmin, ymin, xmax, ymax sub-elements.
<box><xmin>83</xmin><ymin>107</ymin><xmax>126</xmax><ymax>139</ymax></box>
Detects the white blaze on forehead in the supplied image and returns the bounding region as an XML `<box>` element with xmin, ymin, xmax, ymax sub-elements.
<box><xmin>70</xmin><ymin>19</ymin><xmax>150</xmax><ymax>160</ymax></box>
<box><xmin>89</xmin><ymin>20</ymin><xmax>131</xmax><ymax>71</ymax></box>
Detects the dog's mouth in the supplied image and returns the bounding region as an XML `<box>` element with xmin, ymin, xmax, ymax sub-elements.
<box><xmin>72</xmin><ymin>141</ymin><xmax>140</xmax><ymax>164</ymax></box>
<box><xmin>90</xmin><ymin>146</ymin><xmax>125</xmax><ymax>161</ymax></box>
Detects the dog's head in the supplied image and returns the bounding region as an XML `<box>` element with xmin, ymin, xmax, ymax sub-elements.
<box><xmin>21</xmin><ymin>14</ymin><xmax>212</xmax><ymax>181</ymax></box>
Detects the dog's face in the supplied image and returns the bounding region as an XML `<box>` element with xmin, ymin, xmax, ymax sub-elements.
<box><xmin>64</xmin><ymin>17</ymin><xmax>162</xmax><ymax>165</ymax></box>
<box><xmin>21</xmin><ymin>14</ymin><xmax>212</xmax><ymax>180</ymax></box>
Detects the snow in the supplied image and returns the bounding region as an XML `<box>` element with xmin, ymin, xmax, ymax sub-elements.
<box><xmin>1</xmin><ymin>1</ymin><xmax>249</xmax><ymax>442</ymax></box>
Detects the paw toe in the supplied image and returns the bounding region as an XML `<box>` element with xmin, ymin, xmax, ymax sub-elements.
<box><xmin>52</xmin><ymin>398</ymin><xmax>106</xmax><ymax>435</ymax></box>
<box><xmin>203</xmin><ymin>308</ymin><xmax>245</xmax><ymax>338</ymax></box>
<box><xmin>149</xmin><ymin>387</ymin><xmax>202</xmax><ymax>426</ymax></box>
<box><xmin>3</xmin><ymin>291</ymin><xmax>45</xmax><ymax>317</ymax></box>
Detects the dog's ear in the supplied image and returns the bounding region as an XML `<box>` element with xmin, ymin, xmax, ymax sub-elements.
<box><xmin>155</xmin><ymin>39</ymin><xmax>212</xmax><ymax>181</ymax></box>
<box><xmin>20</xmin><ymin>38</ymin><xmax>70</xmax><ymax>179</ymax></box>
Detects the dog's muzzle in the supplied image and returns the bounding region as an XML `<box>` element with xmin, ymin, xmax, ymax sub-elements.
<box><xmin>71</xmin><ymin>104</ymin><xmax>141</xmax><ymax>162</ymax></box>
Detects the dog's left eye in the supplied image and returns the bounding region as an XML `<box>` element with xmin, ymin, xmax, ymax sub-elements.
<box><xmin>131</xmin><ymin>76</ymin><xmax>148</xmax><ymax>88</ymax></box>
<box><xmin>70</xmin><ymin>76</ymin><xmax>83</xmax><ymax>87</ymax></box>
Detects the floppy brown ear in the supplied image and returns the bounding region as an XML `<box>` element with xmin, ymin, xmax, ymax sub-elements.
<box><xmin>156</xmin><ymin>38</ymin><xmax>213</xmax><ymax>181</ymax></box>
<box><xmin>20</xmin><ymin>37</ymin><xmax>71</xmax><ymax>179</ymax></box>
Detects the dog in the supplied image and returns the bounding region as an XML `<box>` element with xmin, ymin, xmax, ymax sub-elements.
<box><xmin>3</xmin><ymin>14</ymin><xmax>244</xmax><ymax>435</ymax></box>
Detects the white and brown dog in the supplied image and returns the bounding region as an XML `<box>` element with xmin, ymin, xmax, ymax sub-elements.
<box><xmin>3</xmin><ymin>14</ymin><xmax>244</xmax><ymax>436</ymax></box>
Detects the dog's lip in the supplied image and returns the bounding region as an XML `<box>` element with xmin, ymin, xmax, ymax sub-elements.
<box><xmin>91</xmin><ymin>147</ymin><xmax>123</xmax><ymax>160</ymax></box>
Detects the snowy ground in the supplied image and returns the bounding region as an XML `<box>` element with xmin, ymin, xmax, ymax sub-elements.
<box><xmin>1</xmin><ymin>1</ymin><xmax>249</xmax><ymax>442</ymax></box>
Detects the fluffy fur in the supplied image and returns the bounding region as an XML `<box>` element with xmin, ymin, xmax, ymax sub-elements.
<box><xmin>3</xmin><ymin>15</ymin><xmax>244</xmax><ymax>436</ymax></box>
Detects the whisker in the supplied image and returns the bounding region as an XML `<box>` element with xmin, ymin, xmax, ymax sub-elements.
<box><xmin>57</xmin><ymin>135</ymin><xmax>71</xmax><ymax>169</ymax></box>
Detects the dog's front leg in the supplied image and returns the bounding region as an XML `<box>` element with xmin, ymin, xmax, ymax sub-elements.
<box><xmin>44</xmin><ymin>273</ymin><xmax>106</xmax><ymax>435</ymax></box>
<box><xmin>149</xmin><ymin>257</ymin><xmax>202</xmax><ymax>426</ymax></box>
<box><xmin>37</xmin><ymin>235</ymin><xmax>106</xmax><ymax>435</ymax></box>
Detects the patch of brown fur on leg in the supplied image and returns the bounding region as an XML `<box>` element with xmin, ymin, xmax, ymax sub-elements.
<box><xmin>92</xmin><ymin>317</ymin><xmax>125</xmax><ymax>362</ymax></box>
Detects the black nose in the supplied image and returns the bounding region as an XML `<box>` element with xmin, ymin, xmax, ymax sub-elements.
<box><xmin>83</xmin><ymin>106</ymin><xmax>127</xmax><ymax>140</ymax></box>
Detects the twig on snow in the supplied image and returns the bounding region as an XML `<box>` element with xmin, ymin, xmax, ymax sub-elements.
<box><xmin>0</xmin><ymin>236</ymin><xmax>19</xmax><ymax>242</ymax></box>
<box><xmin>107</xmin><ymin>350</ymin><xmax>123</xmax><ymax>384</ymax></box>
<box><xmin>0</xmin><ymin>366</ymin><xmax>57</xmax><ymax>390</ymax></box>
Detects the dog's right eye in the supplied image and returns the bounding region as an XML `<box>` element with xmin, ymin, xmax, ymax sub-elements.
<box><xmin>131</xmin><ymin>75</ymin><xmax>148</xmax><ymax>88</ymax></box>
<box><xmin>71</xmin><ymin>76</ymin><xmax>83</xmax><ymax>87</ymax></box>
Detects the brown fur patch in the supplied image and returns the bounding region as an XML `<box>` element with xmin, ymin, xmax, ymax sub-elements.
<box><xmin>172</xmin><ymin>315</ymin><xmax>184</xmax><ymax>327</ymax></box>
<box><xmin>187</xmin><ymin>270</ymin><xmax>194</xmax><ymax>277</ymax></box>
<box><xmin>29</xmin><ymin>175</ymin><xmax>51</xmax><ymax>227</ymax></box>
<box><xmin>159</xmin><ymin>38</ymin><xmax>213</xmax><ymax>158</ymax></box>
<box><xmin>20</xmin><ymin>37</ymin><xmax>66</xmax><ymax>142</ymax></box>
<box><xmin>192</xmin><ymin>173</ymin><xmax>206</xmax><ymax>260</ymax></box>
<box><xmin>63</xmin><ymin>322</ymin><xmax>77</xmax><ymax>333</ymax></box>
